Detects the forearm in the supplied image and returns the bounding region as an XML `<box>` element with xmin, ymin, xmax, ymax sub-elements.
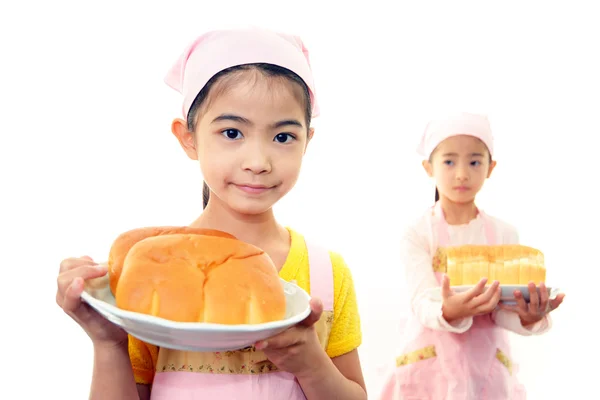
<box><xmin>414</xmin><ymin>294</ymin><xmax>473</xmax><ymax>333</ymax></box>
<box><xmin>90</xmin><ymin>342</ymin><xmax>139</xmax><ymax>400</ymax></box>
<box><xmin>492</xmin><ymin>308</ymin><xmax>552</xmax><ymax>336</ymax></box>
<box><xmin>297</xmin><ymin>354</ymin><xmax>366</xmax><ymax>400</ymax></box>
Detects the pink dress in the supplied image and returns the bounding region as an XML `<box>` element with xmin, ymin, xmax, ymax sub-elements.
<box><xmin>379</xmin><ymin>202</ymin><xmax>551</xmax><ymax>400</ymax></box>
<box><xmin>149</xmin><ymin>239</ymin><xmax>335</xmax><ymax>399</ymax></box>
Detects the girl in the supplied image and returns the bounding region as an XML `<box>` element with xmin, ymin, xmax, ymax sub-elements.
<box><xmin>379</xmin><ymin>112</ymin><xmax>565</xmax><ymax>399</ymax></box>
<box><xmin>55</xmin><ymin>27</ymin><xmax>366</xmax><ymax>400</ymax></box>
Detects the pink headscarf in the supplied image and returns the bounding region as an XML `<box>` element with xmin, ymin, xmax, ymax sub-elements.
<box><xmin>164</xmin><ymin>27</ymin><xmax>320</xmax><ymax>119</ymax></box>
<box><xmin>417</xmin><ymin>112</ymin><xmax>495</xmax><ymax>159</ymax></box>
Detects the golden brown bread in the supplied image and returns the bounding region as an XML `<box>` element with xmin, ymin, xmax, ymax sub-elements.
<box><xmin>107</xmin><ymin>226</ymin><xmax>235</xmax><ymax>294</ymax></box>
<box><xmin>114</xmin><ymin>233</ymin><xmax>287</xmax><ymax>324</ymax></box>
<box><xmin>432</xmin><ymin>244</ymin><xmax>546</xmax><ymax>285</ymax></box>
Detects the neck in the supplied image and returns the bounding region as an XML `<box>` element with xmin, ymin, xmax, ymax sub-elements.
<box><xmin>439</xmin><ymin>196</ymin><xmax>479</xmax><ymax>225</ymax></box>
<box><xmin>190</xmin><ymin>199</ymin><xmax>287</xmax><ymax>249</ymax></box>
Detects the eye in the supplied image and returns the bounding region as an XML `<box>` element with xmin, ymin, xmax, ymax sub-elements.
<box><xmin>221</xmin><ymin>129</ymin><xmax>243</xmax><ymax>140</ymax></box>
<box><xmin>443</xmin><ymin>160</ymin><xmax>454</xmax><ymax>166</ymax></box>
<box><xmin>274</xmin><ymin>133</ymin><xmax>295</xmax><ymax>143</ymax></box>
<box><xmin>471</xmin><ymin>160</ymin><xmax>481</xmax><ymax>166</ymax></box>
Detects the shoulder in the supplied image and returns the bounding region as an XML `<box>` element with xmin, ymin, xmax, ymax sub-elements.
<box><xmin>287</xmin><ymin>227</ymin><xmax>356</xmax><ymax>295</ymax></box>
<box><xmin>482</xmin><ymin>212</ymin><xmax>520</xmax><ymax>244</ymax></box>
<box><xmin>399</xmin><ymin>207</ymin><xmax>433</xmax><ymax>250</ymax></box>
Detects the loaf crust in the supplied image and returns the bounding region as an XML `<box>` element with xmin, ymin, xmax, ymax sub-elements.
<box><xmin>432</xmin><ymin>244</ymin><xmax>546</xmax><ymax>285</ymax></box>
<box><xmin>113</xmin><ymin>233</ymin><xmax>286</xmax><ymax>324</ymax></box>
<box><xmin>107</xmin><ymin>226</ymin><xmax>235</xmax><ymax>294</ymax></box>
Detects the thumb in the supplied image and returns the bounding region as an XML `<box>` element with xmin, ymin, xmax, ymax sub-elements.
<box><xmin>549</xmin><ymin>293</ymin><xmax>565</xmax><ymax>311</ymax></box>
<box><xmin>441</xmin><ymin>274</ymin><xmax>451</xmax><ymax>300</ymax></box>
<box><xmin>299</xmin><ymin>297</ymin><xmax>323</xmax><ymax>327</ymax></box>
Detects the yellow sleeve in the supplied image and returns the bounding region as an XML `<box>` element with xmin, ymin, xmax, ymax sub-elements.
<box><xmin>325</xmin><ymin>252</ymin><xmax>362</xmax><ymax>358</ymax></box>
<box><xmin>128</xmin><ymin>334</ymin><xmax>158</xmax><ymax>385</ymax></box>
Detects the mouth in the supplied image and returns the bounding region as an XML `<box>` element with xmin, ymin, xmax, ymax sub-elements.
<box><xmin>232</xmin><ymin>183</ymin><xmax>276</xmax><ymax>194</ymax></box>
<box><xmin>453</xmin><ymin>186</ymin><xmax>470</xmax><ymax>192</ymax></box>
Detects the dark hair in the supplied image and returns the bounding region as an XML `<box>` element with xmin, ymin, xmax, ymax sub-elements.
<box><xmin>431</xmin><ymin>152</ymin><xmax>493</xmax><ymax>204</ymax></box>
<box><xmin>185</xmin><ymin>63</ymin><xmax>313</xmax><ymax>209</ymax></box>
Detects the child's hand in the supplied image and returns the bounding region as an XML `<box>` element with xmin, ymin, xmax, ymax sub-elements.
<box><xmin>56</xmin><ymin>256</ymin><xmax>127</xmax><ymax>347</ymax></box>
<box><xmin>441</xmin><ymin>275</ymin><xmax>502</xmax><ymax>322</ymax></box>
<box><xmin>499</xmin><ymin>282</ymin><xmax>566</xmax><ymax>327</ymax></box>
<box><xmin>255</xmin><ymin>298</ymin><xmax>329</xmax><ymax>380</ymax></box>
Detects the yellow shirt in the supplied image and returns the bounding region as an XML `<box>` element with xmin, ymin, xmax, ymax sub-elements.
<box><xmin>129</xmin><ymin>228</ymin><xmax>362</xmax><ymax>384</ymax></box>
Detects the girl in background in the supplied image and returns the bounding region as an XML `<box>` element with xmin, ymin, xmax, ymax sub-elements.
<box><xmin>55</xmin><ymin>27</ymin><xmax>366</xmax><ymax>400</ymax></box>
<box><xmin>379</xmin><ymin>112</ymin><xmax>565</xmax><ymax>399</ymax></box>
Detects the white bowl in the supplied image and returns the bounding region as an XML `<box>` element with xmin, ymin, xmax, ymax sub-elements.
<box><xmin>81</xmin><ymin>273</ymin><xmax>311</xmax><ymax>352</ymax></box>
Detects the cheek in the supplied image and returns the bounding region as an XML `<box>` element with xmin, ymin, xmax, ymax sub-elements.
<box><xmin>474</xmin><ymin>166</ymin><xmax>489</xmax><ymax>179</ymax></box>
<box><xmin>434</xmin><ymin>167</ymin><xmax>453</xmax><ymax>183</ymax></box>
<box><xmin>197</xmin><ymin>141</ymin><xmax>232</xmax><ymax>179</ymax></box>
<box><xmin>277</xmin><ymin>149</ymin><xmax>304</xmax><ymax>180</ymax></box>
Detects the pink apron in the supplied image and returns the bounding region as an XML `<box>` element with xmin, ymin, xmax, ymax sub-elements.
<box><xmin>380</xmin><ymin>203</ymin><xmax>526</xmax><ymax>399</ymax></box>
<box><xmin>149</xmin><ymin>239</ymin><xmax>335</xmax><ymax>399</ymax></box>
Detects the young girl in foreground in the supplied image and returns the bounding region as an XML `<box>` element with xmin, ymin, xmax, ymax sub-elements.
<box><xmin>379</xmin><ymin>112</ymin><xmax>565</xmax><ymax>399</ymax></box>
<box><xmin>55</xmin><ymin>27</ymin><xmax>366</xmax><ymax>400</ymax></box>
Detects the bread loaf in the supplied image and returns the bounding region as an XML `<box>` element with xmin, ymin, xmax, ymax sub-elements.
<box><xmin>432</xmin><ymin>244</ymin><xmax>546</xmax><ymax>285</ymax></box>
<box><xmin>107</xmin><ymin>226</ymin><xmax>235</xmax><ymax>294</ymax></box>
<box><xmin>113</xmin><ymin>233</ymin><xmax>287</xmax><ymax>324</ymax></box>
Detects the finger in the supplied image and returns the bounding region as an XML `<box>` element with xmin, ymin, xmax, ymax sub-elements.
<box><xmin>527</xmin><ymin>282</ymin><xmax>539</xmax><ymax>314</ymax></box>
<box><xmin>299</xmin><ymin>297</ymin><xmax>324</xmax><ymax>327</ymax></box>
<box><xmin>255</xmin><ymin>327</ymin><xmax>301</xmax><ymax>350</ymax></box>
<box><xmin>476</xmin><ymin>285</ymin><xmax>501</xmax><ymax>313</ymax></box>
<box><xmin>513</xmin><ymin>290</ymin><xmax>528</xmax><ymax>312</ymax></box>
<box><xmin>470</xmin><ymin>281</ymin><xmax>499</xmax><ymax>308</ymax></box>
<box><xmin>538</xmin><ymin>282</ymin><xmax>549</xmax><ymax>313</ymax></box>
<box><xmin>465</xmin><ymin>278</ymin><xmax>488</xmax><ymax>300</ymax></box>
<box><xmin>441</xmin><ymin>274</ymin><xmax>452</xmax><ymax>300</ymax></box>
<box><xmin>57</xmin><ymin>264</ymin><xmax>108</xmax><ymax>298</ymax></box>
<box><xmin>549</xmin><ymin>293</ymin><xmax>565</xmax><ymax>311</ymax></box>
<box><xmin>61</xmin><ymin>277</ymin><xmax>85</xmax><ymax>314</ymax></box>
<box><xmin>59</xmin><ymin>257</ymin><xmax>97</xmax><ymax>273</ymax></box>
<box><xmin>489</xmin><ymin>285</ymin><xmax>502</xmax><ymax>308</ymax></box>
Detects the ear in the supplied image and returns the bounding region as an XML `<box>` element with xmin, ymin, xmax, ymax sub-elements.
<box><xmin>487</xmin><ymin>160</ymin><xmax>497</xmax><ymax>178</ymax></box>
<box><xmin>422</xmin><ymin>159</ymin><xmax>434</xmax><ymax>178</ymax></box>
<box><xmin>303</xmin><ymin>127</ymin><xmax>315</xmax><ymax>153</ymax></box>
<box><xmin>171</xmin><ymin>118</ymin><xmax>198</xmax><ymax>160</ymax></box>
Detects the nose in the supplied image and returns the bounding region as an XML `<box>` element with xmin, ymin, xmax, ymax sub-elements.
<box><xmin>241</xmin><ymin>142</ymin><xmax>272</xmax><ymax>175</ymax></box>
<box><xmin>455</xmin><ymin>164</ymin><xmax>469</xmax><ymax>182</ymax></box>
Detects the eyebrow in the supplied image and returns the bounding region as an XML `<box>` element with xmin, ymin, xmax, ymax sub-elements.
<box><xmin>211</xmin><ymin>114</ymin><xmax>250</xmax><ymax>125</ymax></box>
<box><xmin>442</xmin><ymin>152</ymin><xmax>485</xmax><ymax>157</ymax></box>
<box><xmin>211</xmin><ymin>114</ymin><xmax>304</xmax><ymax>129</ymax></box>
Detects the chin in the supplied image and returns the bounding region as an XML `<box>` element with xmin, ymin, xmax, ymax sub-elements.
<box><xmin>224</xmin><ymin>195</ymin><xmax>279</xmax><ymax>216</ymax></box>
<box><xmin>231</xmin><ymin>203</ymin><xmax>273</xmax><ymax>215</ymax></box>
<box><xmin>441</xmin><ymin>190</ymin><xmax>476</xmax><ymax>204</ymax></box>
<box><xmin>449</xmin><ymin>195</ymin><xmax>477</xmax><ymax>204</ymax></box>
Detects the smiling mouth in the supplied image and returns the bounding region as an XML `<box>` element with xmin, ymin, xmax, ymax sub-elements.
<box><xmin>233</xmin><ymin>184</ymin><xmax>276</xmax><ymax>194</ymax></box>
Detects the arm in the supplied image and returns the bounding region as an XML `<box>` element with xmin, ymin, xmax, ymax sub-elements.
<box><xmin>90</xmin><ymin>335</ymin><xmax>155</xmax><ymax>399</ymax></box>
<box><xmin>89</xmin><ymin>342</ymin><xmax>139</xmax><ymax>400</ymax></box>
<box><xmin>490</xmin><ymin>225</ymin><xmax>553</xmax><ymax>336</ymax></box>
<box><xmin>491</xmin><ymin>308</ymin><xmax>552</xmax><ymax>336</ymax></box>
<box><xmin>297</xmin><ymin>350</ymin><xmax>366</xmax><ymax>400</ymax></box>
<box><xmin>401</xmin><ymin>227</ymin><xmax>472</xmax><ymax>333</ymax></box>
<box><xmin>298</xmin><ymin>255</ymin><xmax>366</xmax><ymax>399</ymax></box>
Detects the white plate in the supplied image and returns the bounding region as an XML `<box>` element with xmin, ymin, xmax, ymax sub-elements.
<box><xmin>81</xmin><ymin>271</ymin><xmax>311</xmax><ymax>352</ymax></box>
<box><xmin>454</xmin><ymin>285</ymin><xmax>560</xmax><ymax>305</ymax></box>
<box><xmin>425</xmin><ymin>285</ymin><xmax>560</xmax><ymax>305</ymax></box>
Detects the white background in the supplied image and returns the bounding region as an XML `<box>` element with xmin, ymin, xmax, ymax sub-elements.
<box><xmin>1</xmin><ymin>0</ymin><xmax>598</xmax><ymax>398</ymax></box>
